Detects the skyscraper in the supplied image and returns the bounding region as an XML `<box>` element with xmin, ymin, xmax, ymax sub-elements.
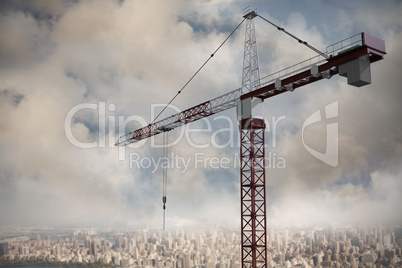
<box><xmin>115</xmin><ymin>236</ymin><xmax>122</xmax><ymax>249</ymax></box>
<box><xmin>123</xmin><ymin>237</ymin><xmax>128</xmax><ymax>249</ymax></box>
<box><xmin>183</xmin><ymin>254</ymin><xmax>191</xmax><ymax>268</ymax></box>
<box><xmin>45</xmin><ymin>235</ymin><xmax>51</xmax><ymax>247</ymax></box>
<box><xmin>395</xmin><ymin>228</ymin><xmax>402</xmax><ymax>248</ymax></box>
<box><xmin>377</xmin><ymin>225</ymin><xmax>383</xmax><ymax>245</ymax></box>
<box><xmin>85</xmin><ymin>236</ymin><xmax>91</xmax><ymax>248</ymax></box>
<box><xmin>35</xmin><ymin>234</ymin><xmax>41</xmax><ymax>247</ymax></box>
<box><xmin>91</xmin><ymin>241</ymin><xmax>97</xmax><ymax>256</ymax></box>
<box><xmin>0</xmin><ymin>242</ymin><xmax>9</xmax><ymax>257</ymax></box>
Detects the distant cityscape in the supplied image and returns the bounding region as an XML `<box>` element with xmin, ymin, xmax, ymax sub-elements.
<box><xmin>0</xmin><ymin>224</ymin><xmax>401</xmax><ymax>267</ymax></box>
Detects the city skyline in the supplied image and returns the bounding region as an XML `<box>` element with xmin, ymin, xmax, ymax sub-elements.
<box><xmin>1</xmin><ymin>223</ymin><xmax>401</xmax><ymax>267</ymax></box>
<box><xmin>0</xmin><ymin>0</ymin><xmax>401</xmax><ymax>228</ymax></box>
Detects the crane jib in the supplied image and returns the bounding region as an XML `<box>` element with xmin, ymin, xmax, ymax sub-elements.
<box><xmin>115</xmin><ymin>32</ymin><xmax>385</xmax><ymax>147</ymax></box>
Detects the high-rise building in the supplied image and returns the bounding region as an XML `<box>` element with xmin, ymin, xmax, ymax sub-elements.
<box><xmin>123</xmin><ymin>237</ymin><xmax>128</xmax><ymax>249</ymax></box>
<box><xmin>85</xmin><ymin>236</ymin><xmax>91</xmax><ymax>248</ymax></box>
<box><xmin>23</xmin><ymin>246</ymin><xmax>30</xmax><ymax>256</ymax></box>
<box><xmin>0</xmin><ymin>242</ymin><xmax>9</xmax><ymax>257</ymax></box>
<box><xmin>332</xmin><ymin>240</ymin><xmax>340</xmax><ymax>253</ymax></box>
<box><xmin>183</xmin><ymin>254</ymin><xmax>191</xmax><ymax>268</ymax></box>
<box><xmin>116</xmin><ymin>236</ymin><xmax>122</xmax><ymax>249</ymax></box>
<box><xmin>91</xmin><ymin>241</ymin><xmax>97</xmax><ymax>256</ymax></box>
<box><xmin>55</xmin><ymin>244</ymin><xmax>61</xmax><ymax>256</ymax></box>
<box><xmin>269</xmin><ymin>227</ymin><xmax>274</xmax><ymax>242</ymax></box>
<box><xmin>45</xmin><ymin>235</ymin><xmax>51</xmax><ymax>247</ymax></box>
<box><xmin>35</xmin><ymin>234</ymin><xmax>42</xmax><ymax>247</ymax></box>
<box><xmin>377</xmin><ymin>225</ymin><xmax>383</xmax><ymax>245</ymax></box>
<box><xmin>395</xmin><ymin>228</ymin><xmax>402</xmax><ymax>248</ymax></box>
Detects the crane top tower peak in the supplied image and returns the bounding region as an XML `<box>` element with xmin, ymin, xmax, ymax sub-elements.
<box><xmin>240</xmin><ymin>6</ymin><xmax>263</xmax><ymax>121</ymax></box>
<box><xmin>243</xmin><ymin>10</ymin><xmax>258</xmax><ymax>19</ymax></box>
<box><xmin>243</xmin><ymin>6</ymin><xmax>258</xmax><ymax>19</ymax></box>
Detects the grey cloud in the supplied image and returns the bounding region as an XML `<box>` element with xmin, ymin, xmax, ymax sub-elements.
<box><xmin>264</xmin><ymin>26</ymin><xmax>402</xmax><ymax>224</ymax></box>
<box><xmin>0</xmin><ymin>89</ymin><xmax>25</xmax><ymax>107</ymax></box>
<box><xmin>0</xmin><ymin>0</ymin><xmax>401</xmax><ymax>227</ymax></box>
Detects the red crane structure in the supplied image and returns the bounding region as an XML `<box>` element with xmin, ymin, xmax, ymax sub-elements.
<box><xmin>116</xmin><ymin>10</ymin><xmax>386</xmax><ymax>267</ymax></box>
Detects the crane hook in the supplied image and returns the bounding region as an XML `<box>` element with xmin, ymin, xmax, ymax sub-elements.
<box><xmin>162</xmin><ymin>196</ymin><xmax>167</xmax><ymax>210</ymax></box>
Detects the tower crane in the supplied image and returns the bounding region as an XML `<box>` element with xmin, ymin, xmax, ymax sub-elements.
<box><xmin>115</xmin><ymin>10</ymin><xmax>386</xmax><ymax>268</ymax></box>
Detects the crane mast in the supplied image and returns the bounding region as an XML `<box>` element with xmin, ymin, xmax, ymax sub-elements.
<box><xmin>239</xmin><ymin>10</ymin><xmax>267</xmax><ymax>267</ymax></box>
<box><xmin>115</xmin><ymin>10</ymin><xmax>386</xmax><ymax>268</ymax></box>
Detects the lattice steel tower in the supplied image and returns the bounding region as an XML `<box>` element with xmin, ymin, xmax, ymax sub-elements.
<box><xmin>239</xmin><ymin>9</ymin><xmax>268</xmax><ymax>268</ymax></box>
<box><xmin>242</xmin><ymin>9</ymin><xmax>261</xmax><ymax>94</ymax></box>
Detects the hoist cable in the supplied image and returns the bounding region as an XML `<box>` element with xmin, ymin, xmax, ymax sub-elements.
<box><xmin>152</xmin><ymin>18</ymin><xmax>246</xmax><ymax>124</ymax></box>
<box><xmin>162</xmin><ymin>131</ymin><xmax>168</xmax><ymax>231</ymax></box>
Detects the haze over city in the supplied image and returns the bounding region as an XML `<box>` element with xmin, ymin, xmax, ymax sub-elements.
<box><xmin>0</xmin><ymin>0</ymin><xmax>401</xmax><ymax>230</ymax></box>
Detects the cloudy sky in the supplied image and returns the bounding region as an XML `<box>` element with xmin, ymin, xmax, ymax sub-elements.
<box><xmin>0</xmin><ymin>0</ymin><xmax>401</xmax><ymax>228</ymax></box>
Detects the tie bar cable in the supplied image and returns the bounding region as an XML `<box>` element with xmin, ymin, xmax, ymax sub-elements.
<box><xmin>152</xmin><ymin>18</ymin><xmax>246</xmax><ymax>123</ymax></box>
